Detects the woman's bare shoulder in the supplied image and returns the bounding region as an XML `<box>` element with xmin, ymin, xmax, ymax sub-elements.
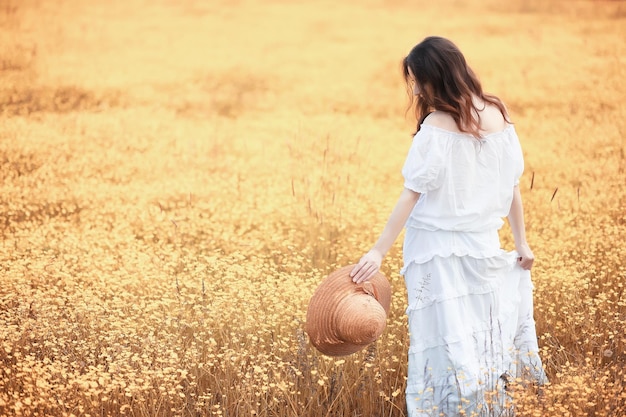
<box><xmin>424</xmin><ymin>106</ymin><xmax>509</xmax><ymax>136</ymax></box>
<box><xmin>478</xmin><ymin>104</ymin><xmax>509</xmax><ymax>133</ymax></box>
<box><xmin>422</xmin><ymin>111</ymin><xmax>461</xmax><ymax>132</ymax></box>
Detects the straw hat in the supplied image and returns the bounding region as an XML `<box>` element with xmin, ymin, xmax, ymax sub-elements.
<box><xmin>305</xmin><ymin>264</ymin><xmax>392</xmax><ymax>356</ymax></box>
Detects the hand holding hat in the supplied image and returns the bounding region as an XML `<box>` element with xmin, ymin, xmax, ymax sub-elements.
<box><xmin>305</xmin><ymin>264</ymin><xmax>392</xmax><ymax>356</ymax></box>
<box><xmin>350</xmin><ymin>248</ymin><xmax>383</xmax><ymax>284</ymax></box>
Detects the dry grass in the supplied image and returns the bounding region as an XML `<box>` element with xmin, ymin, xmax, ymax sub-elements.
<box><xmin>0</xmin><ymin>0</ymin><xmax>625</xmax><ymax>416</ymax></box>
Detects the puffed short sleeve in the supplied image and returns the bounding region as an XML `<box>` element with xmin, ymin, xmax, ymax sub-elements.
<box><xmin>401</xmin><ymin>130</ymin><xmax>446</xmax><ymax>193</ymax></box>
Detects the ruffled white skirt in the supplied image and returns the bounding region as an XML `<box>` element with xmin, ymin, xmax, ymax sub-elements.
<box><xmin>402</xmin><ymin>230</ymin><xmax>547</xmax><ymax>417</ymax></box>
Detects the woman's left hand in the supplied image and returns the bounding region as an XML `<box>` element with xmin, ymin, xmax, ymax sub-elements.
<box><xmin>516</xmin><ymin>243</ymin><xmax>535</xmax><ymax>270</ymax></box>
<box><xmin>350</xmin><ymin>249</ymin><xmax>383</xmax><ymax>283</ymax></box>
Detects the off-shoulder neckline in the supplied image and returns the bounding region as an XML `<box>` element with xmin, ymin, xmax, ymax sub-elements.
<box><xmin>419</xmin><ymin>123</ymin><xmax>514</xmax><ymax>140</ymax></box>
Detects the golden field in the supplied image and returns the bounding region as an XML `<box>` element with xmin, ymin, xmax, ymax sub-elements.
<box><xmin>1</xmin><ymin>0</ymin><xmax>625</xmax><ymax>415</ymax></box>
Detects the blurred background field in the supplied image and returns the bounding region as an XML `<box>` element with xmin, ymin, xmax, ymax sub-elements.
<box><xmin>0</xmin><ymin>0</ymin><xmax>625</xmax><ymax>416</ymax></box>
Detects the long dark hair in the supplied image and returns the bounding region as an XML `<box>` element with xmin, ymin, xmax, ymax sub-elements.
<box><xmin>402</xmin><ymin>36</ymin><xmax>510</xmax><ymax>138</ymax></box>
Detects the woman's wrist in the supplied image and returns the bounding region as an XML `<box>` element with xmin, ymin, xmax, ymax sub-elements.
<box><xmin>370</xmin><ymin>247</ymin><xmax>385</xmax><ymax>259</ymax></box>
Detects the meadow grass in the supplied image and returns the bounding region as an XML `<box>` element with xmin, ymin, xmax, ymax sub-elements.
<box><xmin>1</xmin><ymin>0</ymin><xmax>625</xmax><ymax>415</ymax></box>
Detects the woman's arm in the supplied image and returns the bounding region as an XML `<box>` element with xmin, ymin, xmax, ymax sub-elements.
<box><xmin>507</xmin><ymin>185</ymin><xmax>535</xmax><ymax>270</ymax></box>
<box><xmin>350</xmin><ymin>187</ymin><xmax>421</xmax><ymax>283</ymax></box>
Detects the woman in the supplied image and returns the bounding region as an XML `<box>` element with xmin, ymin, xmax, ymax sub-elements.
<box><xmin>350</xmin><ymin>36</ymin><xmax>547</xmax><ymax>416</ymax></box>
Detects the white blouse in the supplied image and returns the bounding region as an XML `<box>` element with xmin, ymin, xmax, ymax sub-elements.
<box><xmin>401</xmin><ymin>124</ymin><xmax>524</xmax><ymax>269</ymax></box>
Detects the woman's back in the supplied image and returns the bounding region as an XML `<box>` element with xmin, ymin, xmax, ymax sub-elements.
<box><xmin>402</xmin><ymin>108</ymin><xmax>523</xmax><ymax>233</ymax></box>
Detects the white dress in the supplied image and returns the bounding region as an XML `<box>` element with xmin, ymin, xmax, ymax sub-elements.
<box><xmin>401</xmin><ymin>124</ymin><xmax>547</xmax><ymax>417</ymax></box>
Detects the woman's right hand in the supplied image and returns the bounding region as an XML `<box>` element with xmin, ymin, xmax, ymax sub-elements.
<box><xmin>350</xmin><ymin>249</ymin><xmax>383</xmax><ymax>284</ymax></box>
